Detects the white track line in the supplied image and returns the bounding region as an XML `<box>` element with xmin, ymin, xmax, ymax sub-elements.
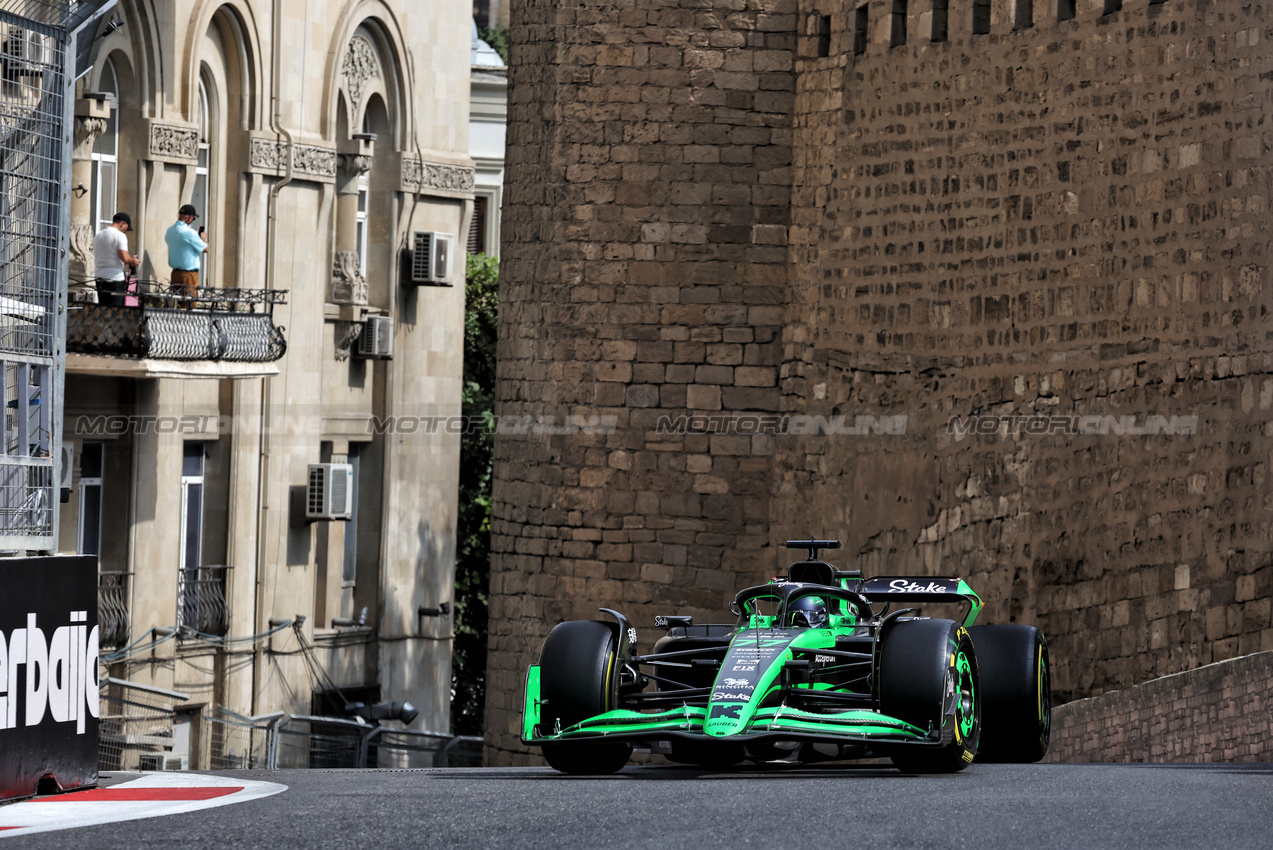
<box><xmin>0</xmin><ymin>772</ymin><xmax>287</xmax><ymax>838</ymax></box>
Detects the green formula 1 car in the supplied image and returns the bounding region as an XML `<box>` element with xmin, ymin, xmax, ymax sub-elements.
<box><xmin>523</xmin><ymin>540</ymin><xmax>1051</xmax><ymax>774</ymax></box>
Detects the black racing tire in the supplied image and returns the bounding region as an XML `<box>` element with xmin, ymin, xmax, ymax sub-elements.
<box><xmin>968</xmin><ymin>625</ymin><xmax>1051</xmax><ymax>763</ymax></box>
<box><xmin>538</xmin><ymin>620</ymin><xmax>632</xmax><ymax>775</ymax></box>
<box><xmin>879</xmin><ymin>619</ymin><xmax>980</xmax><ymax>774</ymax></box>
<box><xmin>541</xmin><ymin>741</ymin><xmax>633</xmax><ymax>775</ymax></box>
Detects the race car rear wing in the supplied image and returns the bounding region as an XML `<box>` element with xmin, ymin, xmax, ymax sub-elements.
<box><xmin>858</xmin><ymin>576</ymin><xmax>984</xmax><ymax>626</ymax></box>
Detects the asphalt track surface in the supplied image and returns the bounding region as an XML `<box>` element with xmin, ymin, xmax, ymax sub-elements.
<box><xmin>9</xmin><ymin>762</ymin><xmax>1273</xmax><ymax>850</ymax></box>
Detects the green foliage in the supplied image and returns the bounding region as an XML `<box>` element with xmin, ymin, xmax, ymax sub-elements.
<box><xmin>451</xmin><ymin>253</ymin><xmax>499</xmax><ymax>736</ymax></box>
<box><xmin>478</xmin><ymin>24</ymin><xmax>510</xmax><ymax>65</ymax></box>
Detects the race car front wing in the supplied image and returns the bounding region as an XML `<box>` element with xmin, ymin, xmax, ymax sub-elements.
<box><xmin>522</xmin><ymin>665</ymin><xmax>952</xmax><ymax>750</ymax></box>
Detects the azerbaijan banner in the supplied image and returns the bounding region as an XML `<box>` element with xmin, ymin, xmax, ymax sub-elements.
<box><xmin>0</xmin><ymin>555</ymin><xmax>99</xmax><ymax>800</ymax></box>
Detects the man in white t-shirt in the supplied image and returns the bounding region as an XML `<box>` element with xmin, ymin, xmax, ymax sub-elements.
<box><xmin>92</xmin><ymin>212</ymin><xmax>140</xmax><ymax>306</ymax></box>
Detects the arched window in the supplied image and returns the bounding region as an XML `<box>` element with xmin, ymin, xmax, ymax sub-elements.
<box><xmin>90</xmin><ymin>58</ymin><xmax>118</xmax><ymax>231</ymax></box>
<box><xmin>356</xmin><ymin>113</ymin><xmax>370</xmax><ymax>276</ymax></box>
<box><xmin>192</xmin><ymin>77</ymin><xmax>213</xmax><ymax>283</ymax></box>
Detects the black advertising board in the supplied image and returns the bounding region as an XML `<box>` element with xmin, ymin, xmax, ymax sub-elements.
<box><xmin>0</xmin><ymin>555</ymin><xmax>99</xmax><ymax>800</ymax></box>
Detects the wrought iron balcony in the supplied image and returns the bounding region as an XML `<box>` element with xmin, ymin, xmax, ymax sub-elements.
<box><xmin>178</xmin><ymin>564</ymin><xmax>232</xmax><ymax>637</ymax></box>
<box><xmin>67</xmin><ymin>279</ymin><xmax>287</xmax><ymax>362</ymax></box>
<box><xmin>98</xmin><ymin>570</ymin><xmax>130</xmax><ymax>650</ymax></box>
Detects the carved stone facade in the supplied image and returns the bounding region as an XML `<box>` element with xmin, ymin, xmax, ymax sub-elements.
<box><xmin>147</xmin><ymin>122</ymin><xmax>198</xmax><ymax>162</ymax></box>
<box><xmin>330</xmin><ymin>249</ymin><xmax>368</xmax><ymax>306</ymax></box>
<box><xmin>73</xmin><ymin>116</ymin><xmax>106</xmax><ymax>159</ymax></box>
<box><xmin>402</xmin><ymin>157</ymin><xmax>475</xmax><ymax>194</ymax></box>
<box><xmin>249</xmin><ymin>139</ymin><xmax>338</xmax><ymax>179</ymax></box>
<box><xmin>69</xmin><ymin>111</ymin><xmax>107</xmax><ymax>283</ymax></box>
<box><xmin>63</xmin><ymin>0</ymin><xmax>474</xmax><ymax>765</ymax></box>
<box><xmin>332</xmin><ymin>319</ymin><xmax>365</xmax><ymax>361</ymax></box>
<box><xmin>337</xmin><ymin>152</ymin><xmax>372</xmax><ymax>195</ymax></box>
<box><xmin>341</xmin><ymin>35</ymin><xmax>381</xmax><ymax>108</ymax></box>
<box><xmin>487</xmin><ymin>0</ymin><xmax>1273</xmax><ymax>764</ymax></box>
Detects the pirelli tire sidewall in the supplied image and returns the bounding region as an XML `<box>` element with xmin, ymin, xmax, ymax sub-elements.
<box><xmin>536</xmin><ymin>619</ymin><xmax>633</xmax><ymax>775</ymax></box>
<box><xmin>537</xmin><ymin>619</ymin><xmax>620</xmax><ymax>729</ymax></box>
<box><xmin>879</xmin><ymin>618</ymin><xmax>981</xmax><ymax>771</ymax></box>
<box><xmin>968</xmin><ymin>624</ymin><xmax>1051</xmax><ymax>763</ymax></box>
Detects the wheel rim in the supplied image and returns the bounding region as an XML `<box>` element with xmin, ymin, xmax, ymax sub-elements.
<box><xmin>955</xmin><ymin>649</ymin><xmax>976</xmax><ymax>742</ymax></box>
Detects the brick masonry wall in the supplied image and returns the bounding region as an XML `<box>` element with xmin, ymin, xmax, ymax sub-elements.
<box><xmin>489</xmin><ymin>0</ymin><xmax>1273</xmax><ymax>764</ymax></box>
<box><xmin>487</xmin><ymin>0</ymin><xmax>797</xmax><ymax>764</ymax></box>
<box><xmin>778</xmin><ymin>0</ymin><xmax>1273</xmax><ymax>713</ymax></box>
<box><xmin>1046</xmin><ymin>651</ymin><xmax>1273</xmax><ymax>761</ymax></box>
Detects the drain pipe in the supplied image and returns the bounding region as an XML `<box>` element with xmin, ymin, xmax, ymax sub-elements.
<box><xmin>251</xmin><ymin>0</ymin><xmax>297</xmax><ymax>718</ymax></box>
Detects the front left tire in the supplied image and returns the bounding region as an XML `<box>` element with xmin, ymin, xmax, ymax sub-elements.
<box><xmin>537</xmin><ymin>619</ymin><xmax>633</xmax><ymax>775</ymax></box>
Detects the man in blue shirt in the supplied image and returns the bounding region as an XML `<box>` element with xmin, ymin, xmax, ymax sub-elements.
<box><xmin>164</xmin><ymin>204</ymin><xmax>208</xmax><ymax>308</ymax></box>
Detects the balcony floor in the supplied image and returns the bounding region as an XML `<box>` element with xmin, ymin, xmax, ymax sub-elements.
<box><xmin>66</xmin><ymin>353</ymin><xmax>281</xmax><ymax>379</ymax></box>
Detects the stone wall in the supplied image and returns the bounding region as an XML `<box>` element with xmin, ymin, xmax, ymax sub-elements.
<box><xmin>486</xmin><ymin>0</ymin><xmax>798</xmax><ymax>762</ymax></box>
<box><xmin>489</xmin><ymin>0</ymin><xmax>1273</xmax><ymax>763</ymax></box>
<box><xmin>778</xmin><ymin>0</ymin><xmax>1273</xmax><ymax>711</ymax></box>
<box><xmin>1046</xmin><ymin>651</ymin><xmax>1273</xmax><ymax>762</ymax></box>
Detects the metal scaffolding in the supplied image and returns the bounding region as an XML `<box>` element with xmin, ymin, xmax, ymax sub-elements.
<box><xmin>0</xmin><ymin>0</ymin><xmax>114</xmax><ymax>549</ymax></box>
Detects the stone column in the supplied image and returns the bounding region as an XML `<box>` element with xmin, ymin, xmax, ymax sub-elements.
<box><xmin>69</xmin><ymin>95</ymin><xmax>111</xmax><ymax>289</ymax></box>
<box><xmin>331</xmin><ymin>133</ymin><xmax>374</xmax><ymax>306</ymax></box>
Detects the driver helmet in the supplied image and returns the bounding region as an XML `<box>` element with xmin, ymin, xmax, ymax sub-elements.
<box><xmin>788</xmin><ymin>595</ymin><xmax>828</xmax><ymax>629</ymax></box>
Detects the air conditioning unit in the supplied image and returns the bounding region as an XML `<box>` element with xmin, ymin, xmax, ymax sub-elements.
<box><xmin>138</xmin><ymin>752</ymin><xmax>188</xmax><ymax>771</ymax></box>
<box><xmin>59</xmin><ymin>442</ymin><xmax>74</xmax><ymax>489</ymax></box>
<box><xmin>354</xmin><ymin>316</ymin><xmax>394</xmax><ymax>359</ymax></box>
<box><xmin>410</xmin><ymin>231</ymin><xmax>452</xmax><ymax>284</ymax></box>
<box><xmin>3</xmin><ymin>31</ymin><xmax>50</xmax><ymax>76</ymax></box>
<box><xmin>307</xmin><ymin>463</ymin><xmax>354</xmax><ymax>521</ymax></box>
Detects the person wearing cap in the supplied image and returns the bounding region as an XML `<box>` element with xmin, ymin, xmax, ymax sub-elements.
<box><xmin>92</xmin><ymin>212</ymin><xmax>140</xmax><ymax>307</ymax></box>
<box><xmin>165</xmin><ymin>203</ymin><xmax>208</xmax><ymax>308</ymax></box>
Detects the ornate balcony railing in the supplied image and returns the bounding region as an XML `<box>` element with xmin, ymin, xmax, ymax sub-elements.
<box><xmin>67</xmin><ymin>279</ymin><xmax>287</xmax><ymax>362</ymax></box>
<box><xmin>98</xmin><ymin>570</ymin><xmax>130</xmax><ymax>650</ymax></box>
<box><xmin>177</xmin><ymin>564</ymin><xmax>231</xmax><ymax>637</ymax></box>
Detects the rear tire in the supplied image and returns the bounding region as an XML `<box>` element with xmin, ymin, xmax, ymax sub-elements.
<box><xmin>879</xmin><ymin>619</ymin><xmax>980</xmax><ymax>774</ymax></box>
<box><xmin>969</xmin><ymin>625</ymin><xmax>1050</xmax><ymax>763</ymax></box>
<box><xmin>538</xmin><ymin>620</ymin><xmax>632</xmax><ymax>775</ymax></box>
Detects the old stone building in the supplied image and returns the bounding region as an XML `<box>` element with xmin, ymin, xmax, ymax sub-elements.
<box><xmin>58</xmin><ymin>0</ymin><xmax>473</xmax><ymax>765</ymax></box>
<box><xmin>486</xmin><ymin>0</ymin><xmax>1273</xmax><ymax>762</ymax></box>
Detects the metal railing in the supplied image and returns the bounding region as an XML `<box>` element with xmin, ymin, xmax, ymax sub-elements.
<box><xmin>97</xmin><ymin>677</ymin><xmax>189</xmax><ymax>771</ymax></box>
<box><xmin>97</xmin><ymin>685</ymin><xmax>483</xmax><ymax>771</ymax></box>
<box><xmin>98</xmin><ymin>570</ymin><xmax>129</xmax><ymax>649</ymax></box>
<box><xmin>273</xmin><ymin>715</ymin><xmax>464</xmax><ymax>769</ymax></box>
<box><xmin>206</xmin><ymin>707</ymin><xmax>285</xmax><ymax>770</ymax></box>
<box><xmin>177</xmin><ymin>564</ymin><xmax>231</xmax><ymax>636</ymax></box>
<box><xmin>67</xmin><ymin>278</ymin><xmax>287</xmax><ymax>362</ymax></box>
